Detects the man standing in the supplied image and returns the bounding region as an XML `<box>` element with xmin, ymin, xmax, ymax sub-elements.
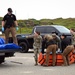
<box><xmin>26</xmin><ymin>31</ymin><xmax>42</xmax><ymax>66</ymax></box>
<box><xmin>2</xmin><ymin>8</ymin><xmax>19</xmax><ymax>45</ymax></box>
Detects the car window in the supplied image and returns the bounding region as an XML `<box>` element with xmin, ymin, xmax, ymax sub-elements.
<box><xmin>45</xmin><ymin>27</ymin><xmax>55</xmax><ymax>33</ymax></box>
<box><xmin>35</xmin><ymin>26</ymin><xmax>56</xmax><ymax>33</ymax></box>
<box><xmin>55</xmin><ymin>26</ymin><xmax>70</xmax><ymax>33</ymax></box>
<box><xmin>36</xmin><ymin>27</ymin><xmax>45</xmax><ymax>33</ymax></box>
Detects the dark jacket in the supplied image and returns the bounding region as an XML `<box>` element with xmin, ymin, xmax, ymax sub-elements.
<box><xmin>61</xmin><ymin>38</ymin><xmax>71</xmax><ymax>52</ymax></box>
<box><xmin>2</xmin><ymin>13</ymin><xmax>16</xmax><ymax>30</ymax></box>
<box><xmin>41</xmin><ymin>38</ymin><xmax>56</xmax><ymax>54</ymax></box>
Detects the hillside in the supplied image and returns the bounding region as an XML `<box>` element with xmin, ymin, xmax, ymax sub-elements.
<box><xmin>0</xmin><ymin>17</ymin><xmax>75</xmax><ymax>33</ymax></box>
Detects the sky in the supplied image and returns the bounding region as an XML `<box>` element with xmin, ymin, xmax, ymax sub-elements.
<box><xmin>0</xmin><ymin>0</ymin><xmax>75</xmax><ymax>20</ymax></box>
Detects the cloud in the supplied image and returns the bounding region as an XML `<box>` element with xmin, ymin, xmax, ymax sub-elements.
<box><xmin>0</xmin><ymin>0</ymin><xmax>75</xmax><ymax>20</ymax></box>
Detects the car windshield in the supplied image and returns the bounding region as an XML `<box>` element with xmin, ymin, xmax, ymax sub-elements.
<box><xmin>55</xmin><ymin>26</ymin><xmax>70</xmax><ymax>33</ymax></box>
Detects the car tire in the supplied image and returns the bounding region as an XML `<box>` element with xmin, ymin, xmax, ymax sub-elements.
<box><xmin>19</xmin><ymin>42</ymin><xmax>29</xmax><ymax>53</ymax></box>
<box><xmin>0</xmin><ymin>56</ymin><xmax>5</xmax><ymax>64</ymax></box>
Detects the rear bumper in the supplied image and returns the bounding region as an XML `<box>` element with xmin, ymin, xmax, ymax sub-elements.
<box><xmin>0</xmin><ymin>49</ymin><xmax>21</xmax><ymax>57</ymax></box>
<box><xmin>0</xmin><ymin>49</ymin><xmax>21</xmax><ymax>53</ymax></box>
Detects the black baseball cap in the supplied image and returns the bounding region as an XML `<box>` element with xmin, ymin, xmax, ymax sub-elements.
<box><xmin>8</xmin><ymin>8</ymin><xmax>13</xmax><ymax>12</ymax></box>
<box><xmin>61</xmin><ymin>34</ymin><xmax>66</xmax><ymax>38</ymax></box>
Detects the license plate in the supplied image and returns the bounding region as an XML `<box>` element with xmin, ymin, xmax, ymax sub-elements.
<box><xmin>0</xmin><ymin>53</ymin><xmax>5</xmax><ymax>56</ymax></box>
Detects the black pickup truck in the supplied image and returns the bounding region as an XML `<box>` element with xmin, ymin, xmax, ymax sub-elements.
<box><xmin>9</xmin><ymin>25</ymin><xmax>72</xmax><ymax>53</ymax></box>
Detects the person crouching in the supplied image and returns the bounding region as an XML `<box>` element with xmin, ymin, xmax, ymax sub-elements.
<box><xmin>62</xmin><ymin>45</ymin><xmax>74</xmax><ymax>66</ymax></box>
